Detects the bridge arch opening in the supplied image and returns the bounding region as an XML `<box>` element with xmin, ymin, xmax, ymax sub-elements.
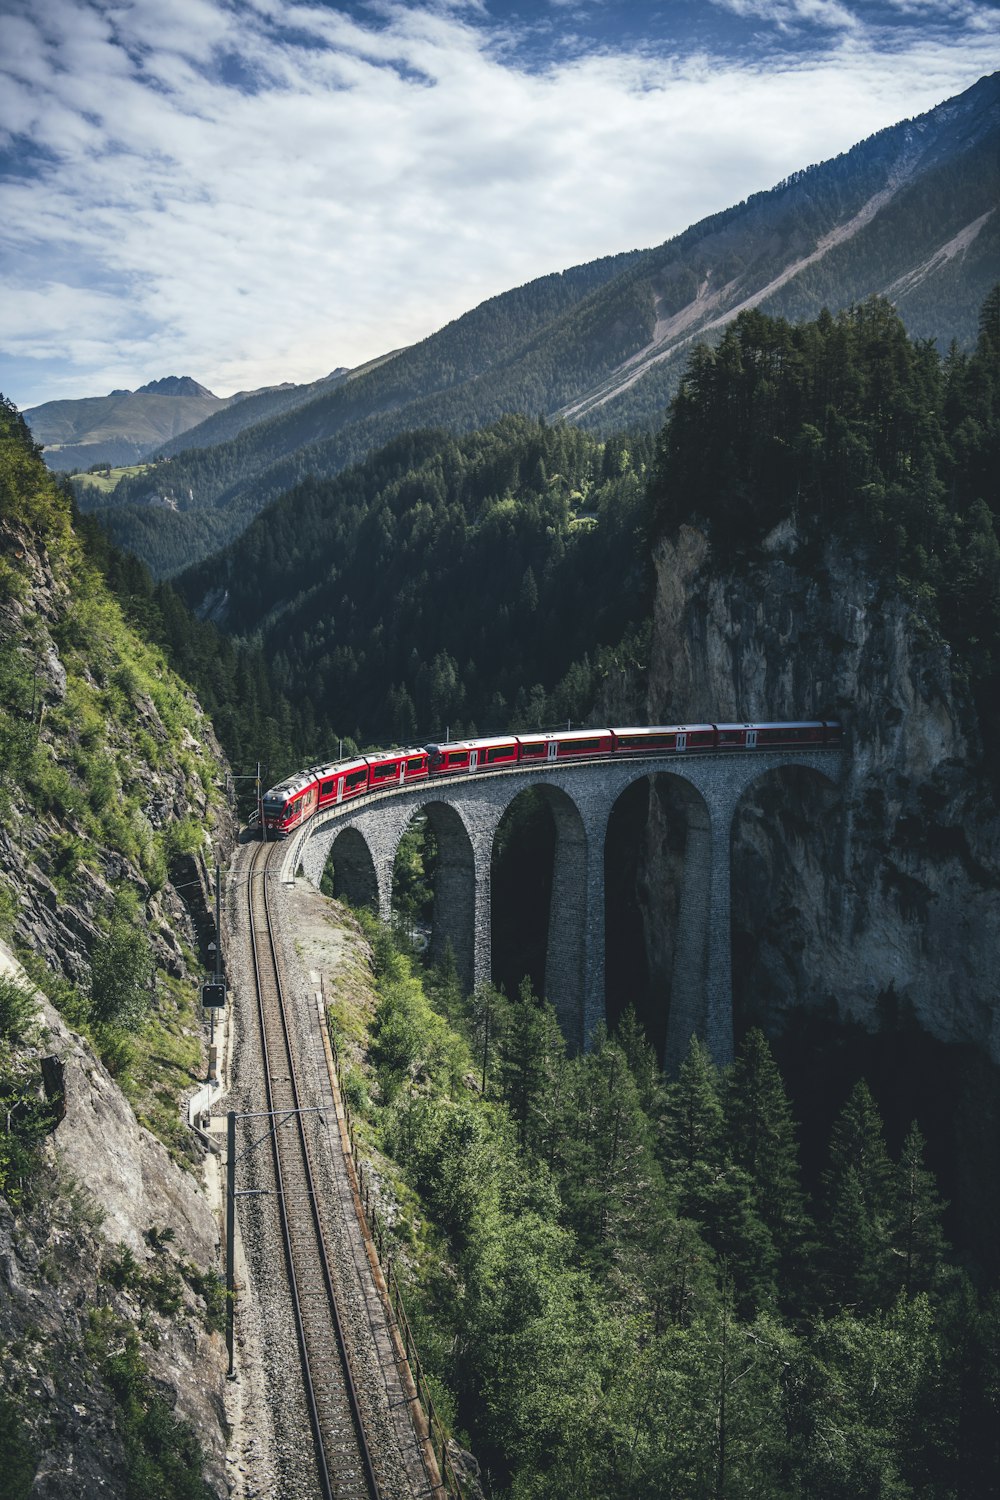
<box><xmin>391</xmin><ymin>801</ymin><xmax>476</xmax><ymax>994</ymax></box>
<box><xmin>730</xmin><ymin>762</ymin><xmax>842</xmax><ymax>1045</ymax></box>
<box><xmin>605</xmin><ymin>772</ymin><xmax>713</xmax><ymax>1068</ymax></box>
<box><xmin>491</xmin><ymin>783</ymin><xmax>589</xmax><ymax>1047</ymax></box>
<box><xmin>323</xmin><ymin>826</ymin><xmax>380</xmax><ymax>913</ymax></box>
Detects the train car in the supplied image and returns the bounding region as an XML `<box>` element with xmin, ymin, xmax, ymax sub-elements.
<box><xmin>713</xmin><ymin>721</ymin><xmax>835</xmax><ymax>750</ymax></box>
<box><xmin>426</xmin><ymin>736</ymin><xmax>520</xmax><ymax>775</ymax></box>
<box><xmin>515</xmin><ymin>729</ymin><xmax>615</xmax><ymax>763</ymax></box>
<box><xmin>314</xmin><ymin>758</ymin><xmax>371</xmax><ymax>810</ymax></box>
<box><xmin>610</xmin><ymin>725</ymin><xmax>716</xmax><ymax>754</ymax></box>
<box><xmin>262</xmin><ymin>768</ymin><xmax>320</xmax><ymax>836</ymax></box>
<box><xmin>365</xmin><ymin>748</ymin><xmax>431</xmax><ymax>788</ymax></box>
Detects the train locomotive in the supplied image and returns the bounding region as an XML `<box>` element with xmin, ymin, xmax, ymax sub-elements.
<box><xmin>259</xmin><ymin>721</ymin><xmax>842</xmax><ymax>837</ymax></box>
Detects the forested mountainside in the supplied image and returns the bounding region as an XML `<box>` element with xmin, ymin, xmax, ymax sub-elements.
<box><xmin>78</xmin><ymin>71</ymin><xmax>998</xmax><ymax>579</ymax></box>
<box><xmin>177</xmin><ymin>416</ymin><xmax>654</xmax><ymax>758</ymax></box>
<box><xmin>0</xmin><ymin>398</ymin><xmax>233</xmax><ymax>1493</ymax></box>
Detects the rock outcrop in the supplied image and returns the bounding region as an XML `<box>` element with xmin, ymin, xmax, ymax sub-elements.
<box><xmin>643</xmin><ymin>521</ymin><xmax>1000</xmax><ymax>1061</ymax></box>
<box><xmin>0</xmin><ymin>944</ymin><xmax>228</xmax><ymax>1496</ymax></box>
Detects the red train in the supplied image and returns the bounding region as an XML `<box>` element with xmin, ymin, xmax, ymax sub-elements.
<box><xmin>260</xmin><ymin>721</ymin><xmax>842</xmax><ymax>837</ymax></box>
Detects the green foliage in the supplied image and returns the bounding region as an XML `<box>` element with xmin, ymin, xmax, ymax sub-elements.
<box><xmin>0</xmin><ymin>1040</ymin><xmax>57</xmax><ymax>1207</ymax></box>
<box><xmin>346</xmin><ymin>924</ymin><xmax>992</xmax><ymax>1496</ymax></box>
<box><xmin>650</xmin><ymin>290</ymin><xmax>1000</xmax><ymax>753</ymax></box>
<box><xmin>0</xmin><ymin>975</ymin><xmax>38</xmax><ymax>1043</ymax></box>
<box><xmin>0</xmin><ymin>1396</ymin><xmax>36</xmax><ymax>1500</ymax></box>
<box><xmin>163</xmin><ymin>416</ymin><xmax>654</xmax><ymax>778</ymax></box>
<box><xmin>93</xmin><ymin>1322</ymin><xmax>213</xmax><ymax>1500</ymax></box>
<box><xmin>90</xmin><ymin>890</ymin><xmax>155</xmax><ymax>1031</ymax></box>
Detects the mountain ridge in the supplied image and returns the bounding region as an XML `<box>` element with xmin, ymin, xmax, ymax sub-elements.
<box><xmin>79</xmin><ymin>71</ymin><xmax>1000</xmax><ymax>577</ymax></box>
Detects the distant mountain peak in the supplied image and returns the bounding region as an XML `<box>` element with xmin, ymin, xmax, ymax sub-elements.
<box><xmin>137</xmin><ymin>376</ymin><xmax>215</xmax><ymax>398</ymax></box>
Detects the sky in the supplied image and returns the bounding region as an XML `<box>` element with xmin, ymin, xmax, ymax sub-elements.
<box><xmin>0</xmin><ymin>0</ymin><xmax>997</xmax><ymax>411</ymax></box>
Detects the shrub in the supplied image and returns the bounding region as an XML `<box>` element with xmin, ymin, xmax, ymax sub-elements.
<box><xmin>0</xmin><ymin>976</ymin><xmax>37</xmax><ymax>1042</ymax></box>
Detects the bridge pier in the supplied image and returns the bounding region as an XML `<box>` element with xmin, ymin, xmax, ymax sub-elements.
<box><xmin>664</xmin><ymin>800</ymin><xmax>712</xmax><ymax>1074</ymax></box>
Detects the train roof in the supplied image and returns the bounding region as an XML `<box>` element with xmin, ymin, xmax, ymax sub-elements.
<box><xmin>612</xmin><ymin>724</ymin><xmax>715</xmax><ymax>735</ymax></box>
<box><xmin>425</xmin><ymin>736</ymin><xmax>520</xmax><ymax>752</ymax></box>
<box><xmin>713</xmin><ymin>720</ymin><xmax>829</xmax><ymax>731</ymax></box>
<box><xmin>264</xmin><ymin>769</ymin><xmax>316</xmax><ymax>799</ymax></box>
<box><xmin>364</xmin><ymin>746</ymin><xmax>431</xmax><ymax>763</ymax></box>
<box><xmin>310</xmin><ymin>757</ymin><xmax>369</xmax><ymax>778</ymax></box>
<box><xmin>515</xmin><ymin>728</ymin><xmax>613</xmax><ymax>743</ymax></box>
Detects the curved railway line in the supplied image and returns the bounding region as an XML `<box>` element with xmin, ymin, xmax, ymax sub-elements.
<box><xmin>246</xmin><ymin>837</ymin><xmax>383</xmax><ymax>1500</ymax></box>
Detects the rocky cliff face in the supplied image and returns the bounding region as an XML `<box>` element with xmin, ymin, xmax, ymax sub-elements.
<box><xmin>0</xmin><ymin>436</ymin><xmax>237</xmax><ymax>1491</ymax></box>
<box><xmin>0</xmin><ymin>943</ymin><xmax>229</xmax><ymax>1497</ymax></box>
<box><xmin>643</xmin><ymin>521</ymin><xmax>1000</xmax><ymax>1063</ymax></box>
<box><xmin>0</xmin><ymin>510</ymin><xmax>235</xmax><ymax>987</ymax></box>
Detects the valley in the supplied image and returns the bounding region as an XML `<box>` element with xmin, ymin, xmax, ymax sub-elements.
<box><xmin>1</xmin><ymin>61</ymin><xmax>999</xmax><ymax>1500</ymax></box>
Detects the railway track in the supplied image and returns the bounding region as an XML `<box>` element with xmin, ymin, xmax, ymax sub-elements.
<box><xmin>247</xmin><ymin>836</ymin><xmax>382</xmax><ymax>1500</ymax></box>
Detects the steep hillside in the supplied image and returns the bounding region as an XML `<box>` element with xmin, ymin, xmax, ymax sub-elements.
<box><xmin>0</xmin><ymin>397</ymin><xmax>235</xmax><ymax>1493</ymax></box>
<box><xmin>84</xmin><ymin>72</ymin><xmax>998</xmax><ymax>578</ymax></box>
<box><xmin>176</xmin><ymin>416</ymin><xmax>654</xmax><ymax>754</ymax></box>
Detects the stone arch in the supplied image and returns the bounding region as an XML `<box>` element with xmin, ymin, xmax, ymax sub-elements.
<box><xmin>605</xmin><ymin>771</ymin><xmax>715</xmax><ymax>1072</ymax></box>
<box><xmin>729</xmin><ymin>760</ymin><xmax>843</xmax><ymax>1042</ymax></box>
<box><xmin>490</xmin><ymin>780</ymin><xmax>591</xmax><ymax>1050</ymax></box>
<box><xmin>392</xmin><ymin>799</ymin><xmax>478</xmax><ymax>994</ymax></box>
<box><xmin>325</xmin><ymin>826</ymin><xmax>380</xmax><ymax>913</ymax></box>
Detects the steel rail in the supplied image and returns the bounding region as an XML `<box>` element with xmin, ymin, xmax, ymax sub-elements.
<box><xmin>247</xmin><ymin>838</ymin><xmax>381</xmax><ymax>1500</ymax></box>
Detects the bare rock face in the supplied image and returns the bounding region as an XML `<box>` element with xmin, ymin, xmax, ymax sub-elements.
<box><xmin>645</xmin><ymin>523</ymin><xmax>1000</xmax><ymax>1060</ymax></box>
<box><xmin>0</xmin><ymin>948</ymin><xmax>229</xmax><ymax>1496</ymax></box>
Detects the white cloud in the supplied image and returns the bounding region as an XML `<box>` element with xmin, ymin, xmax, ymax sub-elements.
<box><xmin>709</xmin><ymin>0</ymin><xmax>861</xmax><ymax>31</ymax></box>
<box><xmin>0</xmin><ymin>0</ymin><xmax>996</xmax><ymax>407</ymax></box>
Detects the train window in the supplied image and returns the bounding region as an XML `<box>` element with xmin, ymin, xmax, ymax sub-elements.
<box><xmin>446</xmin><ymin>751</ymin><xmax>468</xmax><ymax>766</ymax></box>
<box><xmin>321</xmin><ymin>779</ymin><xmax>335</xmax><ymax>796</ymax></box>
<box><xmin>407</xmin><ymin>757</ymin><xmax>425</xmax><ymax>772</ymax></box>
<box><xmin>519</xmin><ymin>743</ymin><xmax>546</xmax><ymax>758</ymax></box>
<box><xmin>371</xmin><ymin>762</ymin><xmax>395</xmax><ymax>781</ymax></box>
<box><xmin>563</xmin><ymin>737</ymin><xmax>602</xmax><ymax>753</ymax></box>
<box><xmin>485</xmin><ymin>745</ymin><xmax>515</xmax><ymax>763</ymax></box>
<box><xmin>345</xmin><ymin>769</ymin><xmax>367</xmax><ymax>791</ymax></box>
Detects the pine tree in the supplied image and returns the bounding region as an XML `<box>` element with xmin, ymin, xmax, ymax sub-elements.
<box><xmin>819</xmin><ymin>1080</ymin><xmax>894</xmax><ymax>1311</ymax></box>
<box><xmin>559</xmin><ymin>1038</ymin><xmax>662</xmax><ymax>1267</ymax></box>
<box><xmin>889</xmin><ymin>1122</ymin><xmax>949</xmax><ymax>1299</ymax></box>
<box><xmin>724</xmin><ymin>1028</ymin><xmax>812</xmax><ymax>1295</ymax></box>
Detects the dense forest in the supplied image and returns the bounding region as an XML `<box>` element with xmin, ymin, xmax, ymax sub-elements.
<box><xmin>339</xmin><ymin>925</ymin><xmax>1000</xmax><ymax>1499</ymax></box>
<box><xmin>74</xmin><ymin>417</ymin><xmax>657</xmax><ymax>804</ymax></box>
<box><xmin>177</xmin><ymin>416</ymin><xmax>655</xmax><ymax>751</ymax></box>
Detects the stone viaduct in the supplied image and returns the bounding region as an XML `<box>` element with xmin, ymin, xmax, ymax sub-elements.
<box><xmin>277</xmin><ymin>748</ymin><xmax>843</xmax><ymax>1068</ymax></box>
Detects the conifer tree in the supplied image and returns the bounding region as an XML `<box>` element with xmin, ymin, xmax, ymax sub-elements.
<box><xmin>559</xmin><ymin>1038</ymin><xmax>662</xmax><ymax>1267</ymax></box>
<box><xmin>724</xmin><ymin>1028</ymin><xmax>812</xmax><ymax>1294</ymax></box>
<box><xmin>662</xmin><ymin>1038</ymin><xmax>777</xmax><ymax>1314</ymax></box>
<box><xmin>497</xmin><ymin>978</ymin><xmax>567</xmax><ymax>1163</ymax></box>
<box><xmin>890</xmin><ymin>1121</ymin><xmax>950</xmax><ymax>1299</ymax></box>
<box><xmin>820</xmin><ymin>1080</ymin><xmax>894</xmax><ymax>1311</ymax></box>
